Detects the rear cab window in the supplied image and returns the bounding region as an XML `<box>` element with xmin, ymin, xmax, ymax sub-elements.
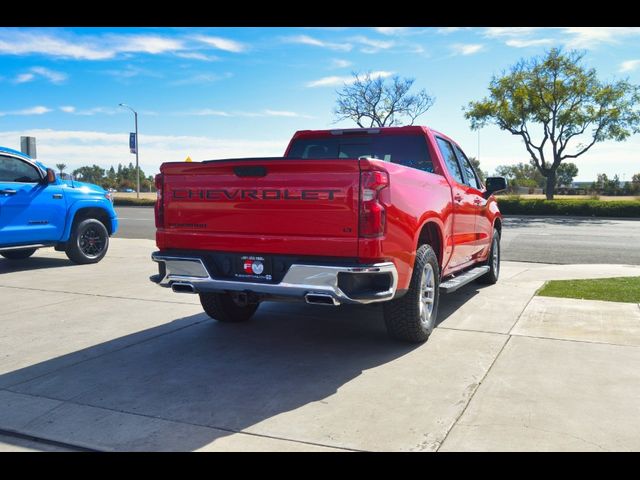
<box><xmin>286</xmin><ymin>134</ymin><xmax>435</xmax><ymax>174</ymax></box>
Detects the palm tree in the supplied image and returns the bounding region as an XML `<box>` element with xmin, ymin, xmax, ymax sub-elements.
<box><xmin>55</xmin><ymin>163</ymin><xmax>67</xmax><ymax>178</ymax></box>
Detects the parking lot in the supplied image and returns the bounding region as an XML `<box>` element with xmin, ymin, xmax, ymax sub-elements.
<box><xmin>2</xmin><ymin>238</ymin><xmax>640</xmax><ymax>451</ymax></box>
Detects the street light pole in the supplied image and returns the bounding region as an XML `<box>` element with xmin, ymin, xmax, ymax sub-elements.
<box><xmin>118</xmin><ymin>103</ymin><xmax>140</xmax><ymax>199</ymax></box>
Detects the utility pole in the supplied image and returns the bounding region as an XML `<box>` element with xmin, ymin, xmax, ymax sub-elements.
<box><xmin>118</xmin><ymin>103</ymin><xmax>140</xmax><ymax>199</ymax></box>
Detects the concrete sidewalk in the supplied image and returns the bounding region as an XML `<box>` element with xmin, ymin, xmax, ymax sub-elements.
<box><xmin>0</xmin><ymin>239</ymin><xmax>639</xmax><ymax>451</ymax></box>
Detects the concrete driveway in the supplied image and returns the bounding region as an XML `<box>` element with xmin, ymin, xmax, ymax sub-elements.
<box><xmin>1</xmin><ymin>239</ymin><xmax>639</xmax><ymax>451</ymax></box>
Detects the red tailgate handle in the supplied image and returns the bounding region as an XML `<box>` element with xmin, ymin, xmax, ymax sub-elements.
<box><xmin>233</xmin><ymin>166</ymin><xmax>267</xmax><ymax>177</ymax></box>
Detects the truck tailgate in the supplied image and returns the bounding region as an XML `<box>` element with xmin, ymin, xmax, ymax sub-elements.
<box><xmin>158</xmin><ymin>158</ymin><xmax>360</xmax><ymax>257</ymax></box>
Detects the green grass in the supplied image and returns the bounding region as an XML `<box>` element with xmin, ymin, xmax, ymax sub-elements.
<box><xmin>496</xmin><ymin>198</ymin><xmax>640</xmax><ymax>217</ymax></box>
<box><xmin>537</xmin><ymin>277</ymin><xmax>640</xmax><ymax>303</ymax></box>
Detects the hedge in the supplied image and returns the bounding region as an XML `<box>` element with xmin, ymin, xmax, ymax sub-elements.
<box><xmin>496</xmin><ymin>198</ymin><xmax>640</xmax><ymax>217</ymax></box>
<box><xmin>113</xmin><ymin>197</ymin><xmax>155</xmax><ymax>207</ymax></box>
<box><xmin>112</xmin><ymin>196</ymin><xmax>640</xmax><ymax>217</ymax></box>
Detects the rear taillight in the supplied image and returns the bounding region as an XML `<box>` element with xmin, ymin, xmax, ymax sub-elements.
<box><xmin>359</xmin><ymin>170</ymin><xmax>389</xmax><ymax>238</ymax></box>
<box><xmin>154</xmin><ymin>173</ymin><xmax>164</xmax><ymax>228</ymax></box>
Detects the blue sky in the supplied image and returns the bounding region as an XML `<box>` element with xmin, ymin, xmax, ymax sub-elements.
<box><xmin>1</xmin><ymin>27</ymin><xmax>639</xmax><ymax>181</ymax></box>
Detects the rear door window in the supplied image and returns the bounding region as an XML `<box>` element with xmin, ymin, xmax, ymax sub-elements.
<box><xmin>454</xmin><ymin>145</ymin><xmax>481</xmax><ymax>190</ymax></box>
<box><xmin>435</xmin><ymin>137</ymin><xmax>464</xmax><ymax>185</ymax></box>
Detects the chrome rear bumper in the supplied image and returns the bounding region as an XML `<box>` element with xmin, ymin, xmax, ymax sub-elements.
<box><xmin>151</xmin><ymin>252</ymin><xmax>398</xmax><ymax>305</ymax></box>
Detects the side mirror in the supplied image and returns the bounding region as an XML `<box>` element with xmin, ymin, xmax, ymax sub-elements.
<box><xmin>483</xmin><ymin>177</ymin><xmax>507</xmax><ymax>199</ymax></box>
<box><xmin>45</xmin><ymin>168</ymin><xmax>56</xmax><ymax>184</ymax></box>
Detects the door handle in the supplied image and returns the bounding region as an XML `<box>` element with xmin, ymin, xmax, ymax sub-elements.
<box><xmin>0</xmin><ymin>189</ymin><xmax>17</xmax><ymax>195</ymax></box>
<box><xmin>52</xmin><ymin>193</ymin><xmax>63</xmax><ymax>199</ymax></box>
<box><xmin>454</xmin><ymin>194</ymin><xmax>463</xmax><ymax>202</ymax></box>
<box><xmin>473</xmin><ymin>198</ymin><xmax>482</xmax><ymax>205</ymax></box>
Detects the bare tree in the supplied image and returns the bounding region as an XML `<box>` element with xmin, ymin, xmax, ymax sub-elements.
<box><xmin>334</xmin><ymin>72</ymin><xmax>434</xmax><ymax>128</ymax></box>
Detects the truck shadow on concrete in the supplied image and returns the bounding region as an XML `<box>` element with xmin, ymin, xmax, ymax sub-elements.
<box><xmin>0</xmin><ymin>290</ymin><xmax>479</xmax><ymax>451</ymax></box>
<box><xmin>0</xmin><ymin>257</ymin><xmax>75</xmax><ymax>273</ymax></box>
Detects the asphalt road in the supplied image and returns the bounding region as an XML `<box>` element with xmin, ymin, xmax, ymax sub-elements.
<box><xmin>115</xmin><ymin>206</ymin><xmax>640</xmax><ymax>265</ymax></box>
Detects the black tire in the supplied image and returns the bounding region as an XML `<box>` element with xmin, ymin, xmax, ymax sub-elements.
<box><xmin>477</xmin><ymin>228</ymin><xmax>500</xmax><ymax>285</ymax></box>
<box><xmin>65</xmin><ymin>218</ymin><xmax>109</xmax><ymax>264</ymax></box>
<box><xmin>0</xmin><ymin>248</ymin><xmax>37</xmax><ymax>260</ymax></box>
<box><xmin>199</xmin><ymin>292</ymin><xmax>259</xmax><ymax>323</ymax></box>
<box><xmin>383</xmin><ymin>244</ymin><xmax>440</xmax><ymax>343</ymax></box>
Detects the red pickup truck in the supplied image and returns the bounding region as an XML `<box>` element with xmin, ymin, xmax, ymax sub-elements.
<box><xmin>151</xmin><ymin>126</ymin><xmax>506</xmax><ymax>342</ymax></box>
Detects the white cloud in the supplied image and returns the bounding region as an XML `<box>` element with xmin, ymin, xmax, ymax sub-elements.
<box><xmin>330</xmin><ymin>59</ymin><xmax>352</xmax><ymax>69</ymax></box>
<box><xmin>0</xmin><ymin>105</ymin><xmax>52</xmax><ymax>116</ymax></box>
<box><xmin>351</xmin><ymin>36</ymin><xmax>395</xmax><ymax>53</ymax></box>
<box><xmin>175</xmin><ymin>52</ymin><xmax>218</xmax><ymax>61</ymax></box>
<box><xmin>373</xmin><ymin>27</ymin><xmax>410</xmax><ymax>35</ymax></box>
<box><xmin>57</xmin><ymin>106</ymin><xmax>119</xmax><ymax>116</ymax></box>
<box><xmin>620</xmin><ymin>59</ymin><xmax>640</xmax><ymax>73</ymax></box>
<box><xmin>32</xmin><ymin>66</ymin><xmax>68</xmax><ymax>83</ymax></box>
<box><xmin>193</xmin><ymin>35</ymin><xmax>246</xmax><ymax>53</ymax></box>
<box><xmin>306</xmin><ymin>70</ymin><xmax>394</xmax><ymax>88</ymax></box>
<box><xmin>484</xmin><ymin>27</ymin><xmax>543</xmax><ymax>38</ymax></box>
<box><xmin>183</xmin><ymin>109</ymin><xmax>311</xmax><ymax>118</ymax></box>
<box><xmin>111</xmin><ymin>35</ymin><xmax>184</xmax><ymax>54</ymax></box>
<box><xmin>14</xmin><ymin>73</ymin><xmax>35</xmax><ymax>83</ymax></box>
<box><xmin>13</xmin><ymin>67</ymin><xmax>67</xmax><ymax>84</ymax></box>
<box><xmin>188</xmin><ymin>109</ymin><xmax>232</xmax><ymax>116</ymax></box>
<box><xmin>284</xmin><ymin>35</ymin><xmax>352</xmax><ymax>52</ymax></box>
<box><xmin>263</xmin><ymin>110</ymin><xmax>310</xmax><ymax>118</ymax></box>
<box><xmin>563</xmin><ymin>27</ymin><xmax>640</xmax><ymax>49</ymax></box>
<box><xmin>0</xmin><ymin>30</ymin><xmax>114</xmax><ymax>60</ymax></box>
<box><xmin>505</xmin><ymin>38</ymin><xmax>554</xmax><ymax>48</ymax></box>
<box><xmin>0</xmin><ymin>29</ymin><xmax>190</xmax><ymax>60</ymax></box>
<box><xmin>306</xmin><ymin>76</ymin><xmax>351</xmax><ymax>88</ymax></box>
<box><xmin>451</xmin><ymin>43</ymin><xmax>484</xmax><ymax>56</ymax></box>
<box><xmin>0</xmin><ymin>129</ymin><xmax>288</xmax><ymax>174</ymax></box>
<box><xmin>19</xmin><ymin>106</ymin><xmax>52</xmax><ymax>115</ymax></box>
<box><xmin>436</xmin><ymin>27</ymin><xmax>465</xmax><ymax>35</ymax></box>
<box><xmin>485</xmin><ymin>27</ymin><xmax>640</xmax><ymax>51</ymax></box>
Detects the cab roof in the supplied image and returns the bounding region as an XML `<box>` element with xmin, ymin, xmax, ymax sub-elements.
<box><xmin>0</xmin><ymin>146</ymin><xmax>32</xmax><ymax>159</ymax></box>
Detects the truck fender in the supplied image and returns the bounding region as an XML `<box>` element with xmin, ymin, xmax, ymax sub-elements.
<box><xmin>412</xmin><ymin>214</ymin><xmax>447</xmax><ymax>272</ymax></box>
<box><xmin>61</xmin><ymin>199</ymin><xmax>115</xmax><ymax>242</ymax></box>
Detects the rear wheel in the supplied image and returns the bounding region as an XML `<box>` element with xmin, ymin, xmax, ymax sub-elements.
<box><xmin>0</xmin><ymin>248</ymin><xmax>37</xmax><ymax>260</ymax></box>
<box><xmin>199</xmin><ymin>292</ymin><xmax>259</xmax><ymax>323</ymax></box>
<box><xmin>477</xmin><ymin>228</ymin><xmax>500</xmax><ymax>285</ymax></box>
<box><xmin>383</xmin><ymin>244</ymin><xmax>440</xmax><ymax>343</ymax></box>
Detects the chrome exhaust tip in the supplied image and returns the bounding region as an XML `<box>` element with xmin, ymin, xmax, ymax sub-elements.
<box><xmin>172</xmin><ymin>283</ymin><xmax>196</xmax><ymax>294</ymax></box>
<box><xmin>305</xmin><ymin>293</ymin><xmax>340</xmax><ymax>306</ymax></box>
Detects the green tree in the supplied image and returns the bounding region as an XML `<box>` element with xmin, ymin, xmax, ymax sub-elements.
<box><xmin>55</xmin><ymin>163</ymin><xmax>66</xmax><ymax>177</ymax></box>
<box><xmin>556</xmin><ymin>162</ymin><xmax>579</xmax><ymax>187</ymax></box>
<box><xmin>465</xmin><ymin>48</ymin><xmax>640</xmax><ymax>199</ymax></box>
<box><xmin>495</xmin><ymin>161</ymin><xmax>545</xmax><ymax>190</ymax></box>
<box><xmin>594</xmin><ymin>173</ymin><xmax>623</xmax><ymax>195</ymax></box>
<box><xmin>334</xmin><ymin>72</ymin><xmax>434</xmax><ymax>127</ymax></box>
<box><xmin>631</xmin><ymin>173</ymin><xmax>640</xmax><ymax>194</ymax></box>
<box><xmin>72</xmin><ymin>165</ymin><xmax>105</xmax><ymax>185</ymax></box>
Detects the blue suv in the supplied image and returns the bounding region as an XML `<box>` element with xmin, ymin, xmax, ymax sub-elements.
<box><xmin>0</xmin><ymin>147</ymin><xmax>118</xmax><ymax>264</ymax></box>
